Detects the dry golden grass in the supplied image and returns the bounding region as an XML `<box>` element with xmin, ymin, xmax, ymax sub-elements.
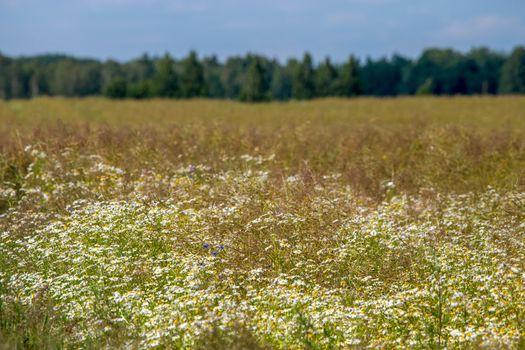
<box><xmin>1</xmin><ymin>96</ymin><xmax>524</xmax><ymax>200</ymax></box>
<box><xmin>2</xmin><ymin>96</ymin><xmax>525</xmax><ymax>127</ymax></box>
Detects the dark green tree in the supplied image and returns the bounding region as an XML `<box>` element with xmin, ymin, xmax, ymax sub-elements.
<box><xmin>337</xmin><ymin>55</ymin><xmax>362</xmax><ymax>97</ymax></box>
<box><xmin>181</xmin><ymin>51</ymin><xmax>207</xmax><ymax>98</ymax></box>
<box><xmin>315</xmin><ymin>57</ymin><xmax>338</xmax><ymax>97</ymax></box>
<box><xmin>404</xmin><ymin>48</ymin><xmax>464</xmax><ymax>95</ymax></box>
<box><xmin>221</xmin><ymin>57</ymin><xmax>248</xmax><ymax>99</ymax></box>
<box><xmin>203</xmin><ymin>55</ymin><xmax>225</xmax><ymax>98</ymax></box>
<box><xmin>8</xmin><ymin>61</ymin><xmax>30</xmax><ymax>98</ymax></box>
<box><xmin>102</xmin><ymin>59</ymin><xmax>124</xmax><ymax>88</ymax></box>
<box><xmin>128</xmin><ymin>81</ymin><xmax>151</xmax><ymax>99</ymax></box>
<box><xmin>361</xmin><ymin>55</ymin><xmax>411</xmax><ymax>96</ymax></box>
<box><xmin>50</xmin><ymin>60</ymin><xmax>78</xmax><ymax>96</ymax></box>
<box><xmin>151</xmin><ymin>54</ymin><xmax>179</xmax><ymax>97</ymax></box>
<box><xmin>77</xmin><ymin>62</ymin><xmax>103</xmax><ymax>96</ymax></box>
<box><xmin>50</xmin><ymin>60</ymin><xmax>102</xmax><ymax>96</ymax></box>
<box><xmin>29</xmin><ymin>67</ymin><xmax>46</xmax><ymax>97</ymax></box>
<box><xmin>270</xmin><ymin>62</ymin><xmax>293</xmax><ymax>100</ymax></box>
<box><xmin>2</xmin><ymin>46</ymin><xmax>525</xmax><ymax>100</ymax></box>
<box><xmin>126</xmin><ymin>53</ymin><xmax>155</xmax><ymax>83</ymax></box>
<box><xmin>292</xmin><ymin>53</ymin><xmax>315</xmax><ymax>100</ymax></box>
<box><xmin>466</xmin><ymin>48</ymin><xmax>504</xmax><ymax>94</ymax></box>
<box><xmin>0</xmin><ymin>54</ymin><xmax>10</xmax><ymax>99</ymax></box>
<box><xmin>104</xmin><ymin>78</ymin><xmax>128</xmax><ymax>99</ymax></box>
<box><xmin>499</xmin><ymin>46</ymin><xmax>525</xmax><ymax>94</ymax></box>
<box><xmin>240</xmin><ymin>56</ymin><xmax>267</xmax><ymax>102</ymax></box>
<box><xmin>416</xmin><ymin>78</ymin><xmax>434</xmax><ymax>95</ymax></box>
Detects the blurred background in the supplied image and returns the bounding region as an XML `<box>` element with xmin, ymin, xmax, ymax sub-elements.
<box><xmin>0</xmin><ymin>0</ymin><xmax>524</xmax><ymax>100</ymax></box>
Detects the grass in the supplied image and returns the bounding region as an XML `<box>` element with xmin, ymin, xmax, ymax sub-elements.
<box><xmin>0</xmin><ymin>96</ymin><xmax>524</xmax><ymax>348</ymax></box>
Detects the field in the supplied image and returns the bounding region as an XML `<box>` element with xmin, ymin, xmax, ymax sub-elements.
<box><xmin>1</xmin><ymin>97</ymin><xmax>524</xmax><ymax>349</ymax></box>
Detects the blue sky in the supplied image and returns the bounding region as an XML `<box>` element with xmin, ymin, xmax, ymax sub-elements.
<box><xmin>1</xmin><ymin>0</ymin><xmax>524</xmax><ymax>62</ymax></box>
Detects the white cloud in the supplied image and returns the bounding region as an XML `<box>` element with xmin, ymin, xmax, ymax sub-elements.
<box><xmin>444</xmin><ymin>15</ymin><xmax>519</xmax><ymax>39</ymax></box>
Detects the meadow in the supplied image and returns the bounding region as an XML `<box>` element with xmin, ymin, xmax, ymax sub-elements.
<box><xmin>0</xmin><ymin>96</ymin><xmax>524</xmax><ymax>349</ymax></box>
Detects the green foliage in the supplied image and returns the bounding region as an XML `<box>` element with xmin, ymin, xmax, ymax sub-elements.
<box><xmin>8</xmin><ymin>62</ymin><xmax>29</xmax><ymax>98</ymax></box>
<box><xmin>269</xmin><ymin>63</ymin><xmax>292</xmax><ymax>100</ymax></box>
<box><xmin>104</xmin><ymin>78</ymin><xmax>128</xmax><ymax>99</ymax></box>
<box><xmin>499</xmin><ymin>46</ymin><xmax>525</xmax><ymax>93</ymax></box>
<box><xmin>151</xmin><ymin>54</ymin><xmax>179</xmax><ymax>98</ymax></box>
<box><xmin>240</xmin><ymin>56</ymin><xmax>268</xmax><ymax>102</ymax></box>
<box><xmin>127</xmin><ymin>81</ymin><xmax>151</xmax><ymax>99</ymax></box>
<box><xmin>337</xmin><ymin>55</ymin><xmax>362</xmax><ymax>97</ymax></box>
<box><xmin>466</xmin><ymin>48</ymin><xmax>504</xmax><ymax>94</ymax></box>
<box><xmin>361</xmin><ymin>55</ymin><xmax>410</xmax><ymax>96</ymax></box>
<box><xmin>292</xmin><ymin>53</ymin><xmax>315</xmax><ymax>100</ymax></box>
<box><xmin>407</xmin><ymin>48</ymin><xmax>462</xmax><ymax>95</ymax></box>
<box><xmin>0</xmin><ymin>55</ymin><xmax>8</xmax><ymax>99</ymax></box>
<box><xmin>315</xmin><ymin>57</ymin><xmax>338</xmax><ymax>97</ymax></box>
<box><xmin>180</xmin><ymin>51</ymin><xmax>207</xmax><ymax>98</ymax></box>
<box><xmin>221</xmin><ymin>57</ymin><xmax>248</xmax><ymax>99</ymax></box>
<box><xmin>101</xmin><ymin>59</ymin><xmax>125</xmax><ymax>94</ymax></box>
<box><xmin>203</xmin><ymin>55</ymin><xmax>225</xmax><ymax>98</ymax></box>
<box><xmin>416</xmin><ymin>78</ymin><xmax>434</xmax><ymax>95</ymax></box>
<box><xmin>0</xmin><ymin>47</ymin><xmax>524</xmax><ymax>100</ymax></box>
<box><xmin>51</xmin><ymin>60</ymin><xmax>102</xmax><ymax>96</ymax></box>
<box><xmin>126</xmin><ymin>53</ymin><xmax>155</xmax><ymax>83</ymax></box>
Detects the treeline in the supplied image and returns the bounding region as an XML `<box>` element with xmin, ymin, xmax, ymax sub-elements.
<box><xmin>0</xmin><ymin>46</ymin><xmax>524</xmax><ymax>101</ymax></box>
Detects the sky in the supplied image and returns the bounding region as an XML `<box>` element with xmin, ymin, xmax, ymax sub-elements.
<box><xmin>0</xmin><ymin>0</ymin><xmax>524</xmax><ymax>63</ymax></box>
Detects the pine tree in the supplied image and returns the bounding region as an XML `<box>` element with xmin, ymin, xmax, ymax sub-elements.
<box><xmin>499</xmin><ymin>46</ymin><xmax>525</xmax><ymax>94</ymax></box>
<box><xmin>152</xmin><ymin>53</ymin><xmax>179</xmax><ymax>98</ymax></box>
<box><xmin>270</xmin><ymin>64</ymin><xmax>292</xmax><ymax>100</ymax></box>
<box><xmin>128</xmin><ymin>81</ymin><xmax>151</xmax><ymax>99</ymax></box>
<box><xmin>240</xmin><ymin>56</ymin><xmax>267</xmax><ymax>102</ymax></box>
<box><xmin>203</xmin><ymin>55</ymin><xmax>225</xmax><ymax>98</ymax></box>
<box><xmin>104</xmin><ymin>78</ymin><xmax>127</xmax><ymax>99</ymax></box>
<box><xmin>315</xmin><ymin>57</ymin><xmax>338</xmax><ymax>97</ymax></box>
<box><xmin>292</xmin><ymin>53</ymin><xmax>315</xmax><ymax>100</ymax></box>
<box><xmin>337</xmin><ymin>55</ymin><xmax>362</xmax><ymax>97</ymax></box>
<box><xmin>181</xmin><ymin>51</ymin><xmax>207</xmax><ymax>98</ymax></box>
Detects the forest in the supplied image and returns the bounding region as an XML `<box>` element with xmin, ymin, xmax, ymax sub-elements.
<box><xmin>1</xmin><ymin>46</ymin><xmax>524</xmax><ymax>101</ymax></box>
